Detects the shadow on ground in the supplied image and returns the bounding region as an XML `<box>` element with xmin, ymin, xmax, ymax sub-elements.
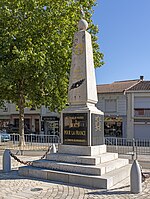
<box><xmin>86</xmin><ymin>185</ymin><xmax>131</xmax><ymax>196</ymax></box>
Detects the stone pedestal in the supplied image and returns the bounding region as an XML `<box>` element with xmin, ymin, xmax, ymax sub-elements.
<box><xmin>61</xmin><ymin>105</ymin><xmax>104</xmax><ymax>148</ymax></box>
<box><xmin>58</xmin><ymin>144</ymin><xmax>106</xmax><ymax>156</ymax></box>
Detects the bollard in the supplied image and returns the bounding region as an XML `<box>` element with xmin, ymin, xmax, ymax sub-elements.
<box><xmin>3</xmin><ymin>149</ymin><xmax>11</xmax><ymax>172</ymax></box>
<box><xmin>50</xmin><ymin>143</ymin><xmax>57</xmax><ymax>153</ymax></box>
<box><xmin>130</xmin><ymin>159</ymin><xmax>142</xmax><ymax>193</ymax></box>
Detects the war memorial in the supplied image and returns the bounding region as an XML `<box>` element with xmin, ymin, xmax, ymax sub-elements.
<box><xmin>19</xmin><ymin>17</ymin><xmax>131</xmax><ymax>189</ymax></box>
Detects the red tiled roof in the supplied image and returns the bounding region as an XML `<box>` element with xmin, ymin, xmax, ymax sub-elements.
<box><xmin>127</xmin><ymin>81</ymin><xmax>150</xmax><ymax>91</ymax></box>
<box><xmin>97</xmin><ymin>80</ymin><xmax>140</xmax><ymax>94</ymax></box>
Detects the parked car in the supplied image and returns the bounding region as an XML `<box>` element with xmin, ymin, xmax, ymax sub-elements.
<box><xmin>0</xmin><ymin>130</ymin><xmax>11</xmax><ymax>142</ymax></box>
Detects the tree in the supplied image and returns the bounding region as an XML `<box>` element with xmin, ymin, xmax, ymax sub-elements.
<box><xmin>0</xmin><ymin>0</ymin><xmax>104</xmax><ymax>146</ymax></box>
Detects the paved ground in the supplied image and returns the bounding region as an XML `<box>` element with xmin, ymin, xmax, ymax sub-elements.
<box><xmin>0</xmin><ymin>154</ymin><xmax>150</xmax><ymax>199</ymax></box>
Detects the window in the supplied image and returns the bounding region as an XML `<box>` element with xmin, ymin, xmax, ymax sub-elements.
<box><xmin>135</xmin><ymin>109</ymin><xmax>144</xmax><ymax>115</ymax></box>
<box><xmin>30</xmin><ymin>106</ymin><xmax>36</xmax><ymax>111</ymax></box>
<box><xmin>14</xmin><ymin>119</ymin><xmax>19</xmax><ymax>127</ymax></box>
<box><xmin>3</xmin><ymin>106</ymin><xmax>8</xmax><ymax>112</ymax></box>
<box><xmin>105</xmin><ymin>99</ymin><xmax>117</xmax><ymax>112</ymax></box>
<box><xmin>134</xmin><ymin>109</ymin><xmax>150</xmax><ymax>117</ymax></box>
<box><xmin>3</xmin><ymin>107</ymin><xmax>8</xmax><ymax>112</ymax></box>
<box><xmin>47</xmin><ymin>106</ymin><xmax>51</xmax><ymax>112</ymax></box>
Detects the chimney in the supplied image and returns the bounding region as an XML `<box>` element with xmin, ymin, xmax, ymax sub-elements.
<box><xmin>140</xmin><ymin>76</ymin><xmax>144</xmax><ymax>80</ymax></box>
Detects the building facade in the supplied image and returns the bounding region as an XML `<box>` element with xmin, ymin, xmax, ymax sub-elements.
<box><xmin>1</xmin><ymin>77</ymin><xmax>150</xmax><ymax>139</ymax></box>
<box><xmin>96</xmin><ymin>77</ymin><xmax>150</xmax><ymax>139</ymax></box>
<box><xmin>0</xmin><ymin>103</ymin><xmax>41</xmax><ymax>133</ymax></box>
<box><xmin>126</xmin><ymin>81</ymin><xmax>150</xmax><ymax>139</ymax></box>
<box><xmin>0</xmin><ymin>103</ymin><xmax>60</xmax><ymax>135</ymax></box>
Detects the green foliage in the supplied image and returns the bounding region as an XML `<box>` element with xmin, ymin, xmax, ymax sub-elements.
<box><xmin>0</xmin><ymin>0</ymin><xmax>104</xmax><ymax>111</ymax></box>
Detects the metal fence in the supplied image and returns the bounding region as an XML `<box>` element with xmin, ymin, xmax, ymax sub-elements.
<box><xmin>1</xmin><ymin>134</ymin><xmax>150</xmax><ymax>157</ymax></box>
<box><xmin>0</xmin><ymin>134</ymin><xmax>60</xmax><ymax>151</ymax></box>
<box><xmin>105</xmin><ymin>137</ymin><xmax>150</xmax><ymax>157</ymax></box>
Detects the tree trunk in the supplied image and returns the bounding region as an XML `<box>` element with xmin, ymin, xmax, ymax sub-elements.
<box><xmin>18</xmin><ymin>90</ymin><xmax>25</xmax><ymax>147</ymax></box>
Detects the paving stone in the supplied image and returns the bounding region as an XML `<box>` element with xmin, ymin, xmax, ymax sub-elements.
<box><xmin>0</xmin><ymin>155</ymin><xmax>150</xmax><ymax>199</ymax></box>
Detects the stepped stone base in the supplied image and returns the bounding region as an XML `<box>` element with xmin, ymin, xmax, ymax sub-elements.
<box><xmin>19</xmin><ymin>145</ymin><xmax>131</xmax><ymax>189</ymax></box>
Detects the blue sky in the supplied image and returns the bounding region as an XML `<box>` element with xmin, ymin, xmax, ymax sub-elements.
<box><xmin>93</xmin><ymin>0</ymin><xmax>150</xmax><ymax>85</ymax></box>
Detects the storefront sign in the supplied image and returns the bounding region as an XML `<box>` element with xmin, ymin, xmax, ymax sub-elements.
<box><xmin>42</xmin><ymin>116</ymin><xmax>59</xmax><ymax>121</ymax></box>
<box><xmin>63</xmin><ymin>113</ymin><xmax>88</xmax><ymax>145</ymax></box>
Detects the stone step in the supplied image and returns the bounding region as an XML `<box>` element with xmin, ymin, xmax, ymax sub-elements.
<box><xmin>32</xmin><ymin>158</ymin><xmax>129</xmax><ymax>176</ymax></box>
<box><xmin>58</xmin><ymin>144</ymin><xmax>107</xmax><ymax>156</ymax></box>
<box><xmin>19</xmin><ymin>164</ymin><xmax>131</xmax><ymax>189</ymax></box>
<box><xmin>46</xmin><ymin>152</ymin><xmax>118</xmax><ymax>165</ymax></box>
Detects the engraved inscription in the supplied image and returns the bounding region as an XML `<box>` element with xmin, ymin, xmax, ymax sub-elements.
<box><xmin>74</xmin><ymin>43</ymin><xmax>84</xmax><ymax>55</ymax></box>
<box><xmin>63</xmin><ymin>113</ymin><xmax>88</xmax><ymax>145</ymax></box>
<box><xmin>95</xmin><ymin>115</ymin><xmax>102</xmax><ymax>132</ymax></box>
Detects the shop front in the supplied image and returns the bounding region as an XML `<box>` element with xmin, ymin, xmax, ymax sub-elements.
<box><xmin>42</xmin><ymin>116</ymin><xmax>59</xmax><ymax>135</ymax></box>
<box><xmin>9</xmin><ymin>114</ymin><xmax>40</xmax><ymax>133</ymax></box>
<box><xmin>104</xmin><ymin>116</ymin><xmax>123</xmax><ymax>137</ymax></box>
<box><xmin>0</xmin><ymin>116</ymin><xmax>10</xmax><ymax>130</ymax></box>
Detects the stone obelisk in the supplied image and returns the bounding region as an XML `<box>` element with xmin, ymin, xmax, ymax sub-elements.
<box><xmin>19</xmin><ymin>9</ymin><xmax>131</xmax><ymax>189</ymax></box>
<box><xmin>61</xmin><ymin>17</ymin><xmax>104</xmax><ymax>148</ymax></box>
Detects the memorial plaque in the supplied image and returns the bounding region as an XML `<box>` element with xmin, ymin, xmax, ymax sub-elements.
<box><xmin>63</xmin><ymin>113</ymin><xmax>88</xmax><ymax>145</ymax></box>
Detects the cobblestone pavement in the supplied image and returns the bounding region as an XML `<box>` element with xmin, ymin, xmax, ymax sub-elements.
<box><xmin>0</xmin><ymin>155</ymin><xmax>150</xmax><ymax>199</ymax></box>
